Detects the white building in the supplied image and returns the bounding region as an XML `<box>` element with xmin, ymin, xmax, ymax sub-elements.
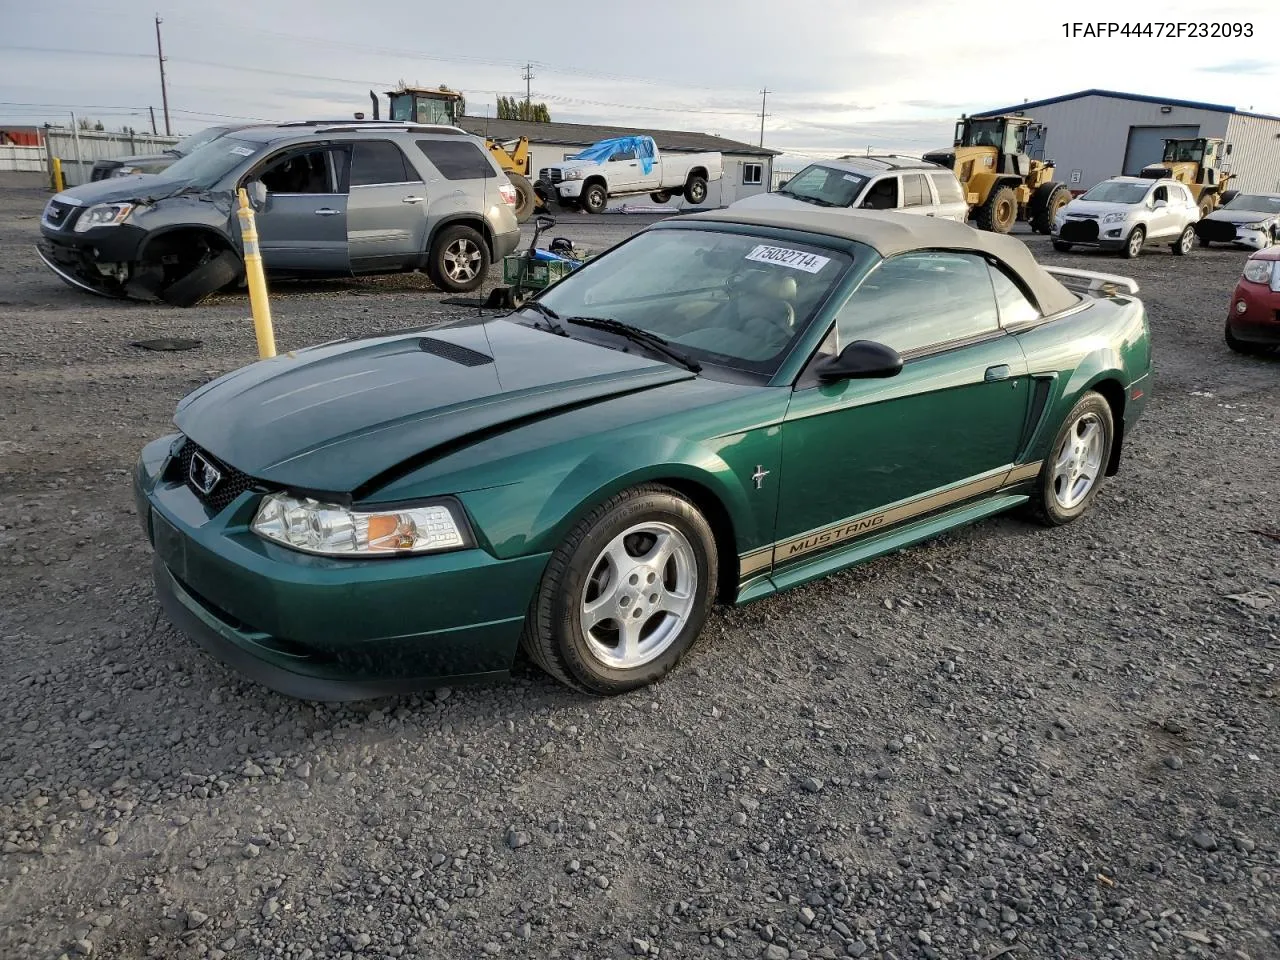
<box><xmin>973</xmin><ymin>88</ymin><xmax>1280</xmax><ymax>194</ymax></box>
<box><xmin>456</xmin><ymin>116</ymin><xmax>780</xmax><ymax>209</ymax></box>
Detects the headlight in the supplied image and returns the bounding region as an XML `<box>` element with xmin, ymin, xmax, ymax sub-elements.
<box><xmin>110</xmin><ymin>167</ymin><xmax>140</xmax><ymax>178</ymax></box>
<box><xmin>1240</xmin><ymin>221</ymin><xmax>1267</xmax><ymax>230</ymax></box>
<box><xmin>1102</xmin><ymin>212</ymin><xmax>1128</xmax><ymax>224</ymax></box>
<box><xmin>251</xmin><ymin>493</ymin><xmax>471</xmax><ymax>557</ymax></box>
<box><xmin>73</xmin><ymin>202</ymin><xmax>135</xmax><ymax>231</ymax></box>
<box><xmin>563</xmin><ymin>168</ymin><xmax>584</xmax><ymax>181</ymax></box>
<box><xmin>1242</xmin><ymin>259</ymin><xmax>1273</xmax><ymax>284</ymax></box>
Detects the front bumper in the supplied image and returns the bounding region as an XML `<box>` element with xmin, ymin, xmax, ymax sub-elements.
<box><xmin>134</xmin><ymin>435</ymin><xmax>550</xmax><ymax>701</ymax></box>
<box><xmin>1196</xmin><ymin>218</ymin><xmax>1277</xmax><ymax>249</ymax></box>
<box><xmin>1053</xmin><ymin>218</ymin><xmax>1131</xmax><ymax>250</ymax></box>
<box><xmin>36</xmin><ymin>222</ymin><xmax>149</xmax><ymax>297</ymax></box>
<box><xmin>1227</xmin><ymin>280</ymin><xmax>1280</xmax><ymax>345</ymax></box>
<box><xmin>552</xmin><ymin>179</ymin><xmax>584</xmax><ymax>199</ymax></box>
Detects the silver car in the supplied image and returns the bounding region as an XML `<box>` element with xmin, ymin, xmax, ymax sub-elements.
<box><xmin>729</xmin><ymin>155</ymin><xmax>970</xmax><ymax>222</ymax></box>
<box><xmin>37</xmin><ymin>120</ymin><xmax>522</xmax><ymax>305</ymax></box>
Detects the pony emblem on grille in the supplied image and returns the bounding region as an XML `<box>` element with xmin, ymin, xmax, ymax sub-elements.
<box><xmin>188</xmin><ymin>451</ymin><xmax>223</xmax><ymax>495</ymax></box>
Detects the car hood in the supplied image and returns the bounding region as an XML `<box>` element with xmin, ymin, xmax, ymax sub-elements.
<box><xmin>173</xmin><ymin>319</ymin><xmax>697</xmax><ymax>496</ymax></box>
<box><xmin>1206</xmin><ymin>208</ymin><xmax>1278</xmax><ymax>225</ymax></box>
<box><xmin>97</xmin><ymin>151</ymin><xmax>176</xmax><ymax>169</ymax></box>
<box><xmin>729</xmin><ymin>192</ymin><xmax>834</xmax><ymax>213</ymax></box>
<box><xmin>52</xmin><ymin>173</ymin><xmax>192</xmax><ymax>206</ymax></box>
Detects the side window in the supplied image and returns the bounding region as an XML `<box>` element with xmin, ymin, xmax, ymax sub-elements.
<box><xmin>610</xmin><ymin>148</ymin><xmax>636</xmax><ymax>162</ymax></box>
<box><xmin>987</xmin><ymin>263</ymin><xmax>1041</xmax><ymax>326</ymax></box>
<box><xmin>415</xmin><ymin>139</ymin><xmax>496</xmax><ymax>180</ymax></box>
<box><xmin>1153</xmin><ymin>185</ymin><xmax>1168</xmax><ymax>203</ymax></box>
<box><xmin>901</xmin><ymin>174</ymin><xmax>929</xmax><ymax>207</ymax></box>
<box><xmin>834</xmin><ymin>251</ymin><xmax>1001</xmax><ymax>355</ymax></box>
<box><xmin>861</xmin><ymin>176</ymin><xmax>899</xmax><ymax>210</ymax></box>
<box><xmin>257</xmin><ymin>146</ymin><xmax>341</xmax><ymax>194</ymax></box>
<box><xmin>350</xmin><ymin>140</ymin><xmax>420</xmax><ymax>186</ymax></box>
<box><xmin>930</xmin><ymin>172</ymin><xmax>965</xmax><ymax>204</ymax></box>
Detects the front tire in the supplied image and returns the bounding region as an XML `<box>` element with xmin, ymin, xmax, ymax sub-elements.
<box><xmin>1172</xmin><ymin>224</ymin><xmax>1195</xmax><ymax>255</ymax></box>
<box><xmin>1121</xmin><ymin>225</ymin><xmax>1145</xmax><ymax>259</ymax></box>
<box><xmin>1052</xmin><ymin>240</ymin><xmax>1072</xmax><ymax>252</ymax></box>
<box><xmin>159</xmin><ymin>250</ymin><xmax>242</xmax><ymax>308</ymax></box>
<box><xmin>428</xmin><ymin>224</ymin><xmax>490</xmax><ymax>293</ymax></box>
<box><xmin>976</xmin><ymin>185</ymin><xmax>1017</xmax><ymax>233</ymax></box>
<box><xmin>1029</xmin><ymin>182</ymin><xmax>1070</xmax><ymax>234</ymax></box>
<box><xmin>650</xmin><ymin>190</ymin><xmax>672</xmax><ymax>204</ymax></box>
<box><xmin>520</xmin><ymin>484</ymin><xmax>719</xmax><ymax>695</ymax></box>
<box><xmin>580</xmin><ymin>182</ymin><xmax>608</xmax><ymax>214</ymax></box>
<box><xmin>1026</xmin><ymin>391</ymin><xmax>1114</xmax><ymax>527</ymax></box>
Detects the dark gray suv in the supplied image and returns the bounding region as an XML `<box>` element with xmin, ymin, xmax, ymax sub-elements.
<box><xmin>37</xmin><ymin>121</ymin><xmax>522</xmax><ymax>305</ymax></box>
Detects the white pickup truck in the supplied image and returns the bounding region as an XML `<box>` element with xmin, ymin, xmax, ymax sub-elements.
<box><xmin>535</xmin><ymin>135</ymin><xmax>723</xmax><ymax>214</ymax></box>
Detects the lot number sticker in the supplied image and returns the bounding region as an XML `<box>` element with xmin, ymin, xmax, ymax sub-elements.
<box><xmin>228</xmin><ymin>145</ymin><xmax>256</xmax><ymax>157</ymax></box>
<box><xmin>744</xmin><ymin>244</ymin><xmax>831</xmax><ymax>273</ymax></box>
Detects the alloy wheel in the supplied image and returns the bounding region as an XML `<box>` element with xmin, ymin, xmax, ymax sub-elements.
<box><xmin>443</xmin><ymin>238</ymin><xmax>482</xmax><ymax>283</ymax></box>
<box><xmin>579</xmin><ymin>521</ymin><xmax>697</xmax><ymax>669</ymax></box>
<box><xmin>1051</xmin><ymin>412</ymin><xmax>1105</xmax><ymax>510</ymax></box>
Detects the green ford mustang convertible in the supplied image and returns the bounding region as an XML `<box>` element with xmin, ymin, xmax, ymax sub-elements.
<box><xmin>134</xmin><ymin>207</ymin><xmax>1152</xmax><ymax>699</ymax></box>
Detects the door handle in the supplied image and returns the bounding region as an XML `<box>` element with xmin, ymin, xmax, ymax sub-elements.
<box><xmin>401</xmin><ymin>196</ymin><xmax>425</xmax><ymax>203</ymax></box>
<box><xmin>984</xmin><ymin>364</ymin><xmax>1011</xmax><ymax>381</ymax></box>
<box><xmin>314</xmin><ymin>208</ymin><xmax>340</xmax><ymax>216</ymax></box>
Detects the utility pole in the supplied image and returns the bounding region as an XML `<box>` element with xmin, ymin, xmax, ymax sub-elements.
<box><xmin>155</xmin><ymin>15</ymin><xmax>171</xmax><ymax>135</ymax></box>
<box><xmin>148</xmin><ymin>106</ymin><xmax>157</xmax><ymax>135</ymax></box>
<box><xmin>758</xmin><ymin>87</ymin><xmax>769</xmax><ymax>147</ymax></box>
<box><xmin>522</xmin><ymin>63</ymin><xmax>534</xmax><ymax>118</ymax></box>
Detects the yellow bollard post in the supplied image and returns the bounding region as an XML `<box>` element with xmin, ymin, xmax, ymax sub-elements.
<box><xmin>236</xmin><ymin>187</ymin><xmax>276</xmax><ymax>359</ymax></box>
<box><xmin>51</xmin><ymin>157</ymin><xmax>65</xmax><ymax>192</ymax></box>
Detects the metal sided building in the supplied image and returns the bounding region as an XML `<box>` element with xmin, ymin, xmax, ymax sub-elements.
<box><xmin>973</xmin><ymin>89</ymin><xmax>1280</xmax><ymax>194</ymax></box>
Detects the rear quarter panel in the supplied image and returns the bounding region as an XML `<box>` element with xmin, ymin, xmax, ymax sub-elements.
<box><xmin>1012</xmin><ymin>294</ymin><xmax>1151</xmax><ymax>465</ymax></box>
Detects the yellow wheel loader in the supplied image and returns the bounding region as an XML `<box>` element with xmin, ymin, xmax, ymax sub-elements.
<box><xmin>1138</xmin><ymin>138</ymin><xmax>1235</xmax><ymax>218</ymax></box>
<box><xmin>923</xmin><ymin>114</ymin><xmax>1071</xmax><ymax>234</ymax></box>
<box><xmin>373</xmin><ymin>86</ymin><xmax>544</xmax><ymax>223</ymax></box>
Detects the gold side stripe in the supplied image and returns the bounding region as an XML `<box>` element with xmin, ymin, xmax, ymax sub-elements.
<box><xmin>737</xmin><ymin>461</ymin><xmax>1043</xmax><ymax>581</ymax></box>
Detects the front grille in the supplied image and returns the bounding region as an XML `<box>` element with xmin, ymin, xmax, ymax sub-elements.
<box><xmin>42</xmin><ymin>199</ymin><xmax>77</xmax><ymax>230</ymax></box>
<box><xmin>177</xmin><ymin>438</ymin><xmax>259</xmax><ymax>512</ymax></box>
<box><xmin>1059</xmin><ymin>218</ymin><xmax>1100</xmax><ymax>242</ymax></box>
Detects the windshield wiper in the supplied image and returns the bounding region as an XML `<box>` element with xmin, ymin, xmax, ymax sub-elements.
<box><xmin>564</xmin><ymin>316</ymin><xmax>701</xmax><ymax>373</ymax></box>
<box><xmin>787</xmin><ymin>194</ymin><xmax>835</xmax><ymax>207</ymax></box>
<box><xmin>518</xmin><ymin>300</ymin><xmax>569</xmax><ymax>336</ymax></box>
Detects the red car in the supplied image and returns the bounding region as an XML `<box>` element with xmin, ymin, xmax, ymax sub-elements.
<box><xmin>1226</xmin><ymin>246</ymin><xmax>1280</xmax><ymax>354</ymax></box>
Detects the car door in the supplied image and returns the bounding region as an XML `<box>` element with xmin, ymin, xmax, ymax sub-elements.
<box><xmin>774</xmin><ymin>250</ymin><xmax>1030</xmax><ymax>568</ymax></box>
<box><xmin>606</xmin><ymin>146</ymin><xmax>643</xmax><ymax>191</ymax></box>
<box><xmin>929</xmin><ymin>170</ymin><xmax>970</xmax><ymax>222</ymax></box>
<box><xmin>345</xmin><ymin>138</ymin><xmax>428</xmax><ymax>274</ymax></box>
<box><xmin>898</xmin><ymin>172</ymin><xmax>936</xmax><ymax>217</ymax></box>
<box><xmin>251</xmin><ymin>144</ymin><xmax>350</xmax><ymax>274</ymax></box>
<box><xmin>1146</xmin><ymin>183</ymin><xmax>1177</xmax><ymax>238</ymax></box>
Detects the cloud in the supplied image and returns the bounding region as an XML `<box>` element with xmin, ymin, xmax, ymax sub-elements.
<box><xmin>1197</xmin><ymin>59</ymin><xmax>1273</xmax><ymax>75</ymax></box>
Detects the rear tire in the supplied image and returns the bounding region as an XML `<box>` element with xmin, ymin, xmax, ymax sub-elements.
<box><xmin>1172</xmin><ymin>224</ymin><xmax>1195</xmax><ymax>255</ymax></box>
<box><xmin>1026</xmin><ymin>391</ymin><xmax>1114</xmax><ymax>527</ymax></box>
<box><xmin>581</xmin><ymin>182</ymin><xmax>608</xmax><ymax>214</ymax></box>
<box><xmin>159</xmin><ymin>250</ymin><xmax>242</xmax><ymax>308</ymax></box>
<box><xmin>519</xmin><ymin>484</ymin><xmax>718</xmax><ymax>695</ymax></box>
<box><xmin>1121</xmin><ymin>225</ymin><xmax>1145</xmax><ymax>259</ymax></box>
<box><xmin>1030</xmin><ymin>182</ymin><xmax>1070</xmax><ymax>234</ymax></box>
<box><xmin>684</xmin><ymin>175</ymin><xmax>709</xmax><ymax>206</ymax></box>
<box><xmin>976</xmin><ymin>185</ymin><xmax>1017</xmax><ymax>233</ymax></box>
<box><xmin>1197</xmin><ymin>195</ymin><xmax>1215</xmax><ymax>219</ymax></box>
<box><xmin>428</xmin><ymin>224</ymin><xmax>490</xmax><ymax>293</ymax></box>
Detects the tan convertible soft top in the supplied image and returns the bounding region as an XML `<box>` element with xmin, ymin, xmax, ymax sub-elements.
<box><xmin>679</xmin><ymin>207</ymin><xmax>1081</xmax><ymax>317</ymax></box>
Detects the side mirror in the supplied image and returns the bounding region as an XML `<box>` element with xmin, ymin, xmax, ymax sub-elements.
<box><xmin>777</xmin><ymin>179</ymin><xmax>789</xmax><ymax>190</ymax></box>
<box><xmin>1153</xmin><ymin>198</ymin><xmax>1168</xmax><ymax>209</ymax></box>
<box><xmin>1225</xmin><ymin>143</ymin><xmax>1232</xmax><ymax>155</ymax></box>
<box><xmin>815</xmin><ymin>339</ymin><xmax>903</xmax><ymax>382</ymax></box>
<box><xmin>246</xmin><ymin>180</ymin><xmax>268</xmax><ymax>210</ymax></box>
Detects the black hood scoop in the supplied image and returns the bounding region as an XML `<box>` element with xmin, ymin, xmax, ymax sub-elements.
<box><xmin>418</xmin><ymin>336</ymin><xmax>492</xmax><ymax>367</ymax></box>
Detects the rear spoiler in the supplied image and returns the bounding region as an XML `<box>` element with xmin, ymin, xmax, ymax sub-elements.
<box><xmin>1042</xmin><ymin>266</ymin><xmax>1140</xmax><ymax>298</ymax></box>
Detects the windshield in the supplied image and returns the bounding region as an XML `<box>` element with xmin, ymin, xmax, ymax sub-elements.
<box><xmin>779</xmin><ymin>164</ymin><xmax>869</xmax><ymax>207</ymax></box>
<box><xmin>1163</xmin><ymin>141</ymin><xmax>1203</xmax><ymax>163</ymax></box>
<box><xmin>158</xmin><ymin>136</ymin><xmax>265</xmax><ymax>189</ymax></box>
<box><xmin>1224</xmin><ymin>193</ymin><xmax>1280</xmax><ymax>214</ymax></box>
<box><xmin>1080</xmin><ymin>181</ymin><xmax>1151</xmax><ymax>204</ymax></box>
<box><xmin>524</xmin><ymin>227</ymin><xmax>852</xmax><ymax>374</ymax></box>
<box><xmin>171</xmin><ymin>125</ymin><xmax>230</xmax><ymax>156</ymax></box>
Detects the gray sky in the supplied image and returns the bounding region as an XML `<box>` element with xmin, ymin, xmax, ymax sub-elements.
<box><xmin>1</xmin><ymin>0</ymin><xmax>1276</xmax><ymax>166</ymax></box>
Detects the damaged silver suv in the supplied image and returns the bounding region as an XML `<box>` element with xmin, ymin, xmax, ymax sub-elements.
<box><xmin>36</xmin><ymin>120</ymin><xmax>522</xmax><ymax>305</ymax></box>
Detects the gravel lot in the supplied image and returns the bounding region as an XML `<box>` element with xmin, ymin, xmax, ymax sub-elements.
<box><xmin>1</xmin><ymin>170</ymin><xmax>1277</xmax><ymax>960</ymax></box>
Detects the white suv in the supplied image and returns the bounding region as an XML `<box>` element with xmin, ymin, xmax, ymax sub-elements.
<box><xmin>1052</xmin><ymin>176</ymin><xmax>1199</xmax><ymax>258</ymax></box>
<box><xmin>730</xmin><ymin>155</ymin><xmax>969</xmax><ymax>222</ymax></box>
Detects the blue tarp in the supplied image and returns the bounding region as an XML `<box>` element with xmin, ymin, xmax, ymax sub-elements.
<box><xmin>567</xmin><ymin>135</ymin><xmax>656</xmax><ymax>175</ymax></box>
